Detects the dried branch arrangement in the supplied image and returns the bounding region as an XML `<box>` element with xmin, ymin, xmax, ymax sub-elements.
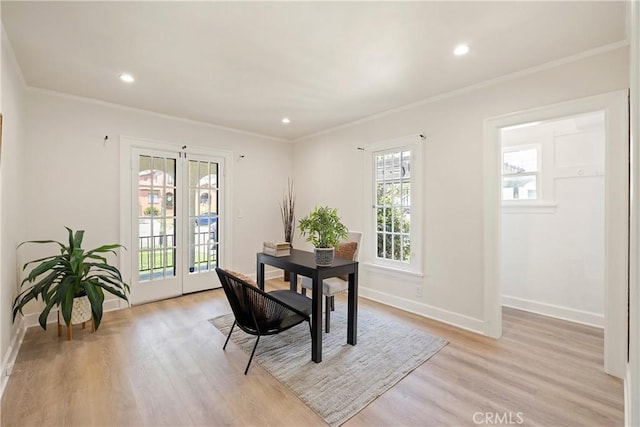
<box><xmin>280</xmin><ymin>178</ymin><xmax>296</xmax><ymax>244</ymax></box>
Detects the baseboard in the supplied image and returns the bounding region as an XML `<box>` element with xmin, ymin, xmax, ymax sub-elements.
<box><xmin>501</xmin><ymin>294</ymin><xmax>604</xmax><ymax>328</ymax></box>
<box><xmin>1</xmin><ymin>315</ymin><xmax>27</xmax><ymax>398</ymax></box>
<box><xmin>247</xmin><ymin>267</ymin><xmax>285</xmax><ymax>282</ymax></box>
<box><xmin>359</xmin><ymin>287</ymin><xmax>486</xmax><ymax>335</ymax></box>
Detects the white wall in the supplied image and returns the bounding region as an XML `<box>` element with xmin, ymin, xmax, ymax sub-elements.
<box><xmin>501</xmin><ymin>115</ymin><xmax>606</xmax><ymax>327</ymax></box>
<box><xmin>1</xmin><ymin>27</ymin><xmax>27</xmax><ymax>387</ymax></box>
<box><xmin>293</xmin><ymin>46</ymin><xmax>629</xmax><ymax>333</ymax></box>
<box><xmin>18</xmin><ymin>89</ymin><xmax>293</xmax><ymax>315</ymax></box>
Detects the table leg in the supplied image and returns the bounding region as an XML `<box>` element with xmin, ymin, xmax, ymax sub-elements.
<box><xmin>347</xmin><ymin>269</ymin><xmax>358</xmax><ymax>345</ymax></box>
<box><xmin>290</xmin><ymin>272</ymin><xmax>298</xmax><ymax>292</ymax></box>
<box><xmin>311</xmin><ymin>272</ymin><xmax>323</xmax><ymax>363</ymax></box>
<box><xmin>256</xmin><ymin>255</ymin><xmax>265</xmax><ymax>290</ymax></box>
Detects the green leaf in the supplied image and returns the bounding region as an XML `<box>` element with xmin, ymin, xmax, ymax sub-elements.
<box><xmin>38</xmin><ymin>298</ymin><xmax>57</xmax><ymax>330</ymax></box>
<box><xmin>84</xmin><ymin>280</ymin><xmax>105</xmax><ymax>330</ymax></box>
<box><xmin>23</xmin><ymin>258</ymin><xmax>64</xmax><ymax>283</ymax></box>
<box><xmin>17</xmin><ymin>239</ymin><xmax>65</xmax><ymax>252</ymax></box>
<box><xmin>59</xmin><ymin>280</ymin><xmax>75</xmax><ymax>326</ymax></box>
<box><xmin>73</xmin><ymin>229</ymin><xmax>85</xmax><ymax>249</ymax></box>
<box><xmin>65</xmin><ymin>227</ymin><xmax>75</xmax><ymax>251</ymax></box>
<box><xmin>86</xmin><ymin>244</ymin><xmax>124</xmax><ymax>256</ymax></box>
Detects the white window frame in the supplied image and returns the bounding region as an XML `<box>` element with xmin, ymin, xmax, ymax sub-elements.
<box><xmin>501</xmin><ymin>143</ymin><xmax>541</xmax><ymax>203</ymax></box>
<box><xmin>363</xmin><ymin>134</ymin><xmax>423</xmax><ymax>276</ymax></box>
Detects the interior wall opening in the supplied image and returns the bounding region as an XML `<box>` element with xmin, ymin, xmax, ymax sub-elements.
<box><xmin>500</xmin><ymin>112</ymin><xmax>606</xmax><ymax>329</ymax></box>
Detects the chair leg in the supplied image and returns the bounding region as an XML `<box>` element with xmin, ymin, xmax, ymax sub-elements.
<box><xmin>325</xmin><ymin>295</ymin><xmax>331</xmax><ymax>333</ymax></box>
<box><xmin>223</xmin><ymin>320</ymin><xmax>236</xmax><ymax>350</ymax></box>
<box><xmin>330</xmin><ymin>296</ymin><xmax>335</xmax><ymax>311</ymax></box>
<box><xmin>245</xmin><ymin>334</ymin><xmax>260</xmax><ymax>375</ymax></box>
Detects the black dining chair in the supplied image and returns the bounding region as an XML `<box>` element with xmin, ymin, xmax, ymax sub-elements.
<box><xmin>215</xmin><ymin>268</ymin><xmax>312</xmax><ymax>374</ymax></box>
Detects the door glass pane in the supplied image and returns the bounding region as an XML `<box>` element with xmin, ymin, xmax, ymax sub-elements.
<box><xmin>138</xmin><ymin>155</ymin><xmax>177</xmax><ymax>282</ymax></box>
<box><xmin>188</xmin><ymin>160</ymin><xmax>219</xmax><ymax>274</ymax></box>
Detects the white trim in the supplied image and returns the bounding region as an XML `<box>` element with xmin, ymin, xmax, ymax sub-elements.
<box><xmin>501</xmin><ymin>202</ymin><xmax>558</xmax><ymax>214</ymax></box>
<box><xmin>26</xmin><ymin>87</ymin><xmax>288</xmax><ymax>143</ymax></box>
<box><xmin>359</xmin><ymin>287</ymin><xmax>485</xmax><ymax>335</ymax></box>
<box><xmin>484</xmin><ymin>90</ymin><xmax>629</xmax><ymax>376</ymax></box>
<box><xmin>626</xmin><ymin>0</ymin><xmax>640</xmax><ymax>424</ymax></box>
<box><xmin>501</xmin><ymin>295</ymin><xmax>603</xmax><ymax>328</ymax></box>
<box><xmin>362</xmin><ymin>262</ymin><xmax>424</xmax><ymax>279</ymax></box>
<box><xmin>0</xmin><ymin>316</ymin><xmax>27</xmax><ymax>398</ymax></box>
<box><xmin>294</xmin><ymin>41</ymin><xmax>629</xmax><ymax>143</ymax></box>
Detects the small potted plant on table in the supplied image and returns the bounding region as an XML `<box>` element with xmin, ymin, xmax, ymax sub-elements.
<box><xmin>12</xmin><ymin>227</ymin><xmax>130</xmax><ymax>339</ymax></box>
<box><xmin>298</xmin><ymin>206</ymin><xmax>348</xmax><ymax>266</ymax></box>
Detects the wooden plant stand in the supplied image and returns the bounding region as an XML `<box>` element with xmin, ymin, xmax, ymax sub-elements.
<box><xmin>57</xmin><ymin>311</ymin><xmax>95</xmax><ymax>340</ymax></box>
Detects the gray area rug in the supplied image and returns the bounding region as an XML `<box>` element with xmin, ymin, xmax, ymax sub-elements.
<box><xmin>210</xmin><ymin>302</ymin><xmax>447</xmax><ymax>426</ymax></box>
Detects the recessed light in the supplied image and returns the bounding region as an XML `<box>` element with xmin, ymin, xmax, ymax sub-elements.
<box><xmin>119</xmin><ymin>73</ymin><xmax>135</xmax><ymax>83</ymax></box>
<box><xmin>282</xmin><ymin>118</ymin><xmax>291</xmax><ymax>124</ymax></box>
<box><xmin>454</xmin><ymin>44</ymin><xmax>469</xmax><ymax>56</ymax></box>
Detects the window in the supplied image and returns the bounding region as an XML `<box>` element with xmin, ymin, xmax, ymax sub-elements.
<box><xmin>375</xmin><ymin>149</ymin><xmax>412</xmax><ymax>262</ymax></box>
<box><xmin>502</xmin><ymin>146</ymin><xmax>539</xmax><ymax>201</ymax></box>
<box><xmin>365</xmin><ymin>135</ymin><xmax>422</xmax><ymax>274</ymax></box>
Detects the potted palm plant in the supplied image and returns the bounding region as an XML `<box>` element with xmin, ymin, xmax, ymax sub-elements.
<box><xmin>298</xmin><ymin>206</ymin><xmax>348</xmax><ymax>266</ymax></box>
<box><xmin>12</xmin><ymin>227</ymin><xmax>130</xmax><ymax>337</ymax></box>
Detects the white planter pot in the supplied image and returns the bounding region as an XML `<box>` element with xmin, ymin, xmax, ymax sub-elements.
<box><xmin>71</xmin><ymin>295</ymin><xmax>92</xmax><ymax>325</ymax></box>
<box><xmin>314</xmin><ymin>247</ymin><xmax>335</xmax><ymax>266</ymax></box>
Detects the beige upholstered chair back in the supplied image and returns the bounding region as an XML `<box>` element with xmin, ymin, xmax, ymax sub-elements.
<box><xmin>345</xmin><ymin>231</ymin><xmax>363</xmax><ymax>262</ymax></box>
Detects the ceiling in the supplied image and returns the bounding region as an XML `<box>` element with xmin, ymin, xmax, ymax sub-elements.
<box><xmin>2</xmin><ymin>1</ymin><xmax>627</xmax><ymax>141</ymax></box>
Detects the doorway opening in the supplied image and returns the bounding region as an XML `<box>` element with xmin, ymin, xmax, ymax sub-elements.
<box><xmin>483</xmin><ymin>91</ymin><xmax>628</xmax><ymax>378</ymax></box>
<box><xmin>500</xmin><ymin>112</ymin><xmax>606</xmax><ymax>327</ymax></box>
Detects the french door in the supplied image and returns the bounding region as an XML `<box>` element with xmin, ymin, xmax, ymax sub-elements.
<box><xmin>129</xmin><ymin>146</ymin><xmax>225</xmax><ymax>305</ymax></box>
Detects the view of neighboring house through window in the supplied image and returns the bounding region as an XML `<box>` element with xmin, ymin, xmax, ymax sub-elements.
<box><xmin>375</xmin><ymin>148</ymin><xmax>412</xmax><ymax>263</ymax></box>
<box><xmin>138</xmin><ymin>156</ymin><xmax>177</xmax><ymax>281</ymax></box>
<box><xmin>502</xmin><ymin>146</ymin><xmax>539</xmax><ymax>200</ymax></box>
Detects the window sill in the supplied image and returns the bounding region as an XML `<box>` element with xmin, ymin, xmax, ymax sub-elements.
<box><xmin>501</xmin><ymin>202</ymin><xmax>557</xmax><ymax>214</ymax></box>
<box><xmin>362</xmin><ymin>262</ymin><xmax>424</xmax><ymax>278</ymax></box>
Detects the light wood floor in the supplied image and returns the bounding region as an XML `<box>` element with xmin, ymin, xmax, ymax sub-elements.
<box><xmin>1</xmin><ymin>278</ymin><xmax>623</xmax><ymax>426</ymax></box>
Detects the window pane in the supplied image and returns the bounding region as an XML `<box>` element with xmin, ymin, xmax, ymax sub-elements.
<box><xmin>502</xmin><ymin>176</ymin><xmax>537</xmax><ymax>200</ymax></box>
<box><xmin>401</xmin><ymin>151</ymin><xmax>411</xmax><ymax>179</ymax></box>
<box><xmin>503</xmin><ymin>149</ymin><xmax>537</xmax><ymax>174</ymax></box>
<box><xmin>402</xmin><ymin>236</ymin><xmax>411</xmax><ymax>261</ymax></box>
<box><xmin>374</xmin><ymin>148</ymin><xmax>412</xmax><ymax>264</ymax></box>
<box><xmin>188</xmin><ymin>160</ymin><xmax>220</xmax><ymax>275</ymax></box>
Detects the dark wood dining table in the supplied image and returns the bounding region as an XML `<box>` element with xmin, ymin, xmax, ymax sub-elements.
<box><xmin>256</xmin><ymin>249</ymin><xmax>358</xmax><ymax>363</ymax></box>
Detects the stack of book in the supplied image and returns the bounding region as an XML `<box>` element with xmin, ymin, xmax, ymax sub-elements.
<box><xmin>263</xmin><ymin>241</ymin><xmax>291</xmax><ymax>257</ymax></box>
